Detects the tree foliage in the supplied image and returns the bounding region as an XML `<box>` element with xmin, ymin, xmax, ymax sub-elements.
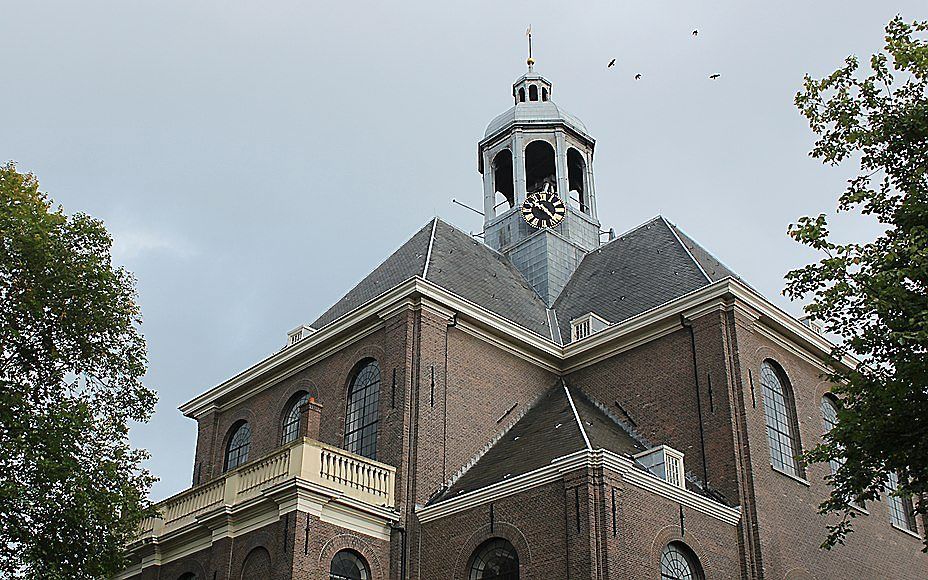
<box><xmin>0</xmin><ymin>162</ymin><xmax>158</xmax><ymax>577</ymax></box>
<box><xmin>787</xmin><ymin>16</ymin><xmax>928</xmax><ymax>549</ymax></box>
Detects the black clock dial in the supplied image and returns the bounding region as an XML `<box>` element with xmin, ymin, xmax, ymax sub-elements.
<box><xmin>521</xmin><ymin>192</ymin><xmax>566</xmax><ymax>229</ymax></box>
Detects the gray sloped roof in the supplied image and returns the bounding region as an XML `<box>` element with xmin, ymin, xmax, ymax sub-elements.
<box><xmin>551</xmin><ymin>216</ymin><xmax>716</xmax><ymax>340</ymax></box>
<box><xmin>312</xmin><ymin>219</ymin><xmax>552</xmax><ymax>338</ymax></box>
<box><xmin>667</xmin><ymin>221</ymin><xmax>739</xmax><ymax>282</ymax></box>
<box><xmin>433</xmin><ymin>383</ymin><xmax>645</xmax><ymax>503</ymax></box>
<box><xmin>312</xmin><ymin>214</ymin><xmax>739</xmax><ymax>345</ymax></box>
<box><xmin>426</xmin><ymin>220</ymin><xmax>551</xmax><ymax>338</ymax></box>
<box><xmin>312</xmin><ymin>220</ymin><xmax>433</xmax><ymax>329</ymax></box>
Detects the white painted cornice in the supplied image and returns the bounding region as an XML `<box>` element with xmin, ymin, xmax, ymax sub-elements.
<box><xmin>416</xmin><ymin>449</ymin><xmax>741</xmax><ymax>526</ymax></box>
<box><xmin>180</xmin><ymin>275</ymin><xmax>854</xmax><ymax>417</ymax></box>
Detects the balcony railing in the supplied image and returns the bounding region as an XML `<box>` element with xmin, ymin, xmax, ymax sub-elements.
<box><xmin>137</xmin><ymin>438</ymin><xmax>396</xmax><ymax>540</ymax></box>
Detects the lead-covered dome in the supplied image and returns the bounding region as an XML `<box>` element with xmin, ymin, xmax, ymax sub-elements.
<box><xmin>484</xmin><ymin>70</ymin><xmax>590</xmax><ymax>140</ymax></box>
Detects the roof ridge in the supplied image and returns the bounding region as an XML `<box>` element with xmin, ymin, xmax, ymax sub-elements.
<box><xmin>422</xmin><ymin>217</ymin><xmax>438</xmax><ymax>278</ymax></box>
<box><xmin>563</xmin><ymin>381</ymin><xmax>592</xmax><ymax>451</ymax></box>
<box><xmin>660</xmin><ymin>216</ymin><xmax>711</xmax><ymax>283</ymax></box>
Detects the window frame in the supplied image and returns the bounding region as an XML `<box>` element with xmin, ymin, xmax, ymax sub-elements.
<box><xmin>467</xmin><ymin>537</ymin><xmax>519</xmax><ymax>580</ymax></box>
<box><xmin>659</xmin><ymin>541</ymin><xmax>704</xmax><ymax>580</ymax></box>
<box><xmin>344</xmin><ymin>359</ymin><xmax>381</xmax><ymax>460</ymax></box>
<box><xmin>281</xmin><ymin>391</ymin><xmax>311</xmax><ymax>445</ymax></box>
<box><xmin>886</xmin><ymin>471</ymin><xmax>919</xmax><ymax>534</ymax></box>
<box><xmin>759</xmin><ymin>360</ymin><xmax>805</xmax><ymax>478</ymax></box>
<box><xmin>329</xmin><ymin>549</ymin><xmax>370</xmax><ymax>580</ymax></box>
<box><xmin>224</xmin><ymin>421</ymin><xmax>251</xmax><ymax>472</ymax></box>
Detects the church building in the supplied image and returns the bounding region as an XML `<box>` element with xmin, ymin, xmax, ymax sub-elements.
<box><xmin>119</xmin><ymin>57</ymin><xmax>927</xmax><ymax>580</ymax></box>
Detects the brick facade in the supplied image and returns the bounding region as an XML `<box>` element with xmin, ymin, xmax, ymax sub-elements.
<box><xmin>125</xmin><ymin>294</ymin><xmax>927</xmax><ymax>580</ymax></box>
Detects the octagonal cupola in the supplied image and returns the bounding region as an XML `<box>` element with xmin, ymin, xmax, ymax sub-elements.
<box><xmin>512</xmin><ymin>69</ymin><xmax>552</xmax><ymax>104</ymax></box>
<box><xmin>476</xmin><ymin>58</ymin><xmax>601</xmax><ymax>307</ymax></box>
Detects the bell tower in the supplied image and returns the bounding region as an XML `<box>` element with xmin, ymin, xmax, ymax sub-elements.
<box><xmin>478</xmin><ymin>54</ymin><xmax>600</xmax><ymax>305</ymax></box>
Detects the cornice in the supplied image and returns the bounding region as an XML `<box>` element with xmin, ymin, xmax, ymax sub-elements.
<box><xmin>180</xmin><ymin>275</ymin><xmax>854</xmax><ymax>417</ymax></box>
<box><xmin>416</xmin><ymin>449</ymin><xmax>741</xmax><ymax>526</ymax></box>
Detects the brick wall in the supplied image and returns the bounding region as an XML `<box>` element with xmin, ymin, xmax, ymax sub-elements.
<box><xmin>733</xmin><ymin>312</ymin><xmax>928</xmax><ymax>579</ymax></box>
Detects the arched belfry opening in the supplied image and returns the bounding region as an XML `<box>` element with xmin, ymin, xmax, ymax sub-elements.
<box><xmin>517</xmin><ymin>87</ymin><xmax>525</xmax><ymax>103</ymax></box>
<box><xmin>524</xmin><ymin>141</ymin><xmax>556</xmax><ymax>195</ymax></box>
<box><xmin>492</xmin><ymin>149</ymin><xmax>514</xmax><ymax>210</ymax></box>
<box><xmin>542</xmin><ymin>87</ymin><xmax>548</xmax><ymax>101</ymax></box>
<box><xmin>567</xmin><ymin>148</ymin><xmax>588</xmax><ymax>214</ymax></box>
<box><xmin>528</xmin><ymin>84</ymin><xmax>538</xmax><ymax>101</ymax></box>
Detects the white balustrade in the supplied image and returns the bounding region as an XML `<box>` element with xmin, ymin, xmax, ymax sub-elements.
<box><xmin>136</xmin><ymin>438</ymin><xmax>395</xmax><ymax>542</ymax></box>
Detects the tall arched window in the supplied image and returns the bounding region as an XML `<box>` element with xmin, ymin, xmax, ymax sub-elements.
<box><xmin>528</xmin><ymin>84</ymin><xmax>538</xmax><ymax>101</ymax></box>
<box><xmin>541</xmin><ymin>87</ymin><xmax>549</xmax><ymax>101</ymax></box>
<box><xmin>330</xmin><ymin>549</ymin><xmax>370</xmax><ymax>580</ymax></box>
<box><xmin>468</xmin><ymin>538</ymin><xmax>519</xmax><ymax>580</ymax></box>
<box><xmin>281</xmin><ymin>391</ymin><xmax>310</xmax><ymax>445</ymax></box>
<box><xmin>524</xmin><ymin>140</ymin><xmax>556</xmax><ymax>195</ymax></box>
<box><xmin>344</xmin><ymin>359</ymin><xmax>381</xmax><ymax>459</ymax></box>
<box><xmin>760</xmin><ymin>360</ymin><xmax>803</xmax><ymax>477</ymax></box>
<box><xmin>887</xmin><ymin>472</ymin><xmax>918</xmax><ymax>532</ymax></box>
<box><xmin>517</xmin><ymin>87</ymin><xmax>525</xmax><ymax>103</ymax></box>
<box><xmin>660</xmin><ymin>542</ymin><xmax>704</xmax><ymax>580</ymax></box>
<box><xmin>224</xmin><ymin>421</ymin><xmax>251</xmax><ymax>471</ymax></box>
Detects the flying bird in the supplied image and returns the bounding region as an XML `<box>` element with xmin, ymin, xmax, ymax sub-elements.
<box><xmin>635</xmin><ymin>73</ymin><xmax>642</xmax><ymax>80</ymax></box>
<box><xmin>607</xmin><ymin>58</ymin><xmax>616</xmax><ymax>68</ymax></box>
<box><xmin>709</xmin><ymin>73</ymin><xmax>721</xmax><ymax>79</ymax></box>
<box><xmin>692</xmin><ymin>30</ymin><xmax>698</xmax><ymax>36</ymax></box>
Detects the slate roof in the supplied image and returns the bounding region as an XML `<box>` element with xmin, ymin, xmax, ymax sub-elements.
<box><xmin>552</xmin><ymin>216</ymin><xmax>719</xmax><ymax>341</ymax></box>
<box><xmin>311</xmin><ymin>215</ymin><xmax>738</xmax><ymax>344</ymax></box>
<box><xmin>433</xmin><ymin>383</ymin><xmax>645</xmax><ymax>502</ymax></box>
<box><xmin>312</xmin><ymin>219</ymin><xmax>552</xmax><ymax>338</ymax></box>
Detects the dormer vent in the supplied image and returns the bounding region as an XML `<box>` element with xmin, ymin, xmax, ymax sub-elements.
<box><xmin>570</xmin><ymin>312</ymin><xmax>609</xmax><ymax>342</ymax></box>
<box><xmin>798</xmin><ymin>315</ymin><xmax>823</xmax><ymax>335</ymax></box>
<box><xmin>634</xmin><ymin>445</ymin><xmax>685</xmax><ymax>489</ymax></box>
<box><xmin>286</xmin><ymin>324</ymin><xmax>316</xmax><ymax>347</ymax></box>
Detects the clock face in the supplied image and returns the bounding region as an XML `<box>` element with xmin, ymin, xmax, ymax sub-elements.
<box><xmin>521</xmin><ymin>192</ymin><xmax>566</xmax><ymax>229</ymax></box>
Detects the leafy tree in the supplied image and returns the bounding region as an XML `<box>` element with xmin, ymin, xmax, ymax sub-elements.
<box><xmin>0</xmin><ymin>162</ymin><xmax>158</xmax><ymax>578</ymax></box>
<box><xmin>787</xmin><ymin>16</ymin><xmax>928</xmax><ymax>549</ymax></box>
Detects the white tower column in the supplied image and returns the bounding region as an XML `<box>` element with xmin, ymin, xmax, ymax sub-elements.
<box><xmin>482</xmin><ymin>150</ymin><xmax>495</xmax><ymax>221</ymax></box>
<box><xmin>555</xmin><ymin>130</ymin><xmax>569</xmax><ymax>201</ymax></box>
<box><xmin>512</xmin><ymin>131</ymin><xmax>526</xmax><ymax>204</ymax></box>
<box><xmin>585</xmin><ymin>153</ymin><xmax>597</xmax><ymax>219</ymax></box>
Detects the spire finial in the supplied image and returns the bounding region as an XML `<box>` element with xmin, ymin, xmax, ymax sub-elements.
<box><xmin>526</xmin><ymin>25</ymin><xmax>535</xmax><ymax>69</ymax></box>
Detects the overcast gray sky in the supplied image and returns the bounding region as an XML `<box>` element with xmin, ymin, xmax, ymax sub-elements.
<box><xmin>3</xmin><ymin>1</ymin><xmax>923</xmax><ymax>500</ymax></box>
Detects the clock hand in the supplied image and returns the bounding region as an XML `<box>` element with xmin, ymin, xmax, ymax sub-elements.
<box><xmin>540</xmin><ymin>204</ymin><xmax>556</xmax><ymax>219</ymax></box>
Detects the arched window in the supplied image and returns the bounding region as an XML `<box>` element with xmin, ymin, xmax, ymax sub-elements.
<box><xmin>567</xmin><ymin>148</ymin><xmax>587</xmax><ymax>213</ymax></box>
<box><xmin>760</xmin><ymin>360</ymin><xmax>803</xmax><ymax>477</ymax></box>
<box><xmin>468</xmin><ymin>538</ymin><xmax>519</xmax><ymax>580</ymax></box>
<box><xmin>281</xmin><ymin>391</ymin><xmax>311</xmax><ymax>445</ymax></box>
<box><xmin>330</xmin><ymin>549</ymin><xmax>370</xmax><ymax>580</ymax></box>
<box><xmin>660</xmin><ymin>542</ymin><xmax>704</xmax><ymax>580</ymax></box>
<box><xmin>524</xmin><ymin>140</ymin><xmax>557</xmax><ymax>195</ymax></box>
<box><xmin>518</xmin><ymin>87</ymin><xmax>525</xmax><ymax>103</ymax></box>
<box><xmin>541</xmin><ymin>87</ymin><xmax>549</xmax><ymax>101</ymax></box>
<box><xmin>224</xmin><ymin>421</ymin><xmax>251</xmax><ymax>471</ymax></box>
<box><xmin>887</xmin><ymin>472</ymin><xmax>918</xmax><ymax>532</ymax></box>
<box><xmin>528</xmin><ymin>84</ymin><xmax>538</xmax><ymax>101</ymax></box>
<box><xmin>241</xmin><ymin>546</ymin><xmax>271</xmax><ymax>579</ymax></box>
<box><xmin>344</xmin><ymin>359</ymin><xmax>381</xmax><ymax>459</ymax></box>
<box><xmin>492</xmin><ymin>149</ymin><xmax>514</xmax><ymax>211</ymax></box>
<box><xmin>820</xmin><ymin>395</ymin><xmax>841</xmax><ymax>477</ymax></box>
